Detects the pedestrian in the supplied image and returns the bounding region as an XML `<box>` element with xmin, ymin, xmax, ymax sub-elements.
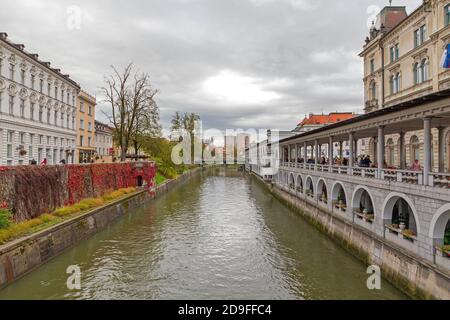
<box><xmin>409</xmin><ymin>159</ymin><xmax>422</xmax><ymax>171</ymax></box>
<box><xmin>30</xmin><ymin>159</ymin><xmax>37</xmax><ymax>165</ymax></box>
<box><xmin>40</xmin><ymin>158</ymin><xmax>47</xmax><ymax>165</ymax></box>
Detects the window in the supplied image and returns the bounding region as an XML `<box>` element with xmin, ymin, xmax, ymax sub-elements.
<box><xmin>370</xmin><ymin>59</ymin><xmax>375</xmax><ymax>73</ymax></box>
<box><xmin>390</xmin><ymin>44</ymin><xmax>399</xmax><ymax>62</ymax></box>
<box><xmin>39</xmin><ymin>79</ymin><xmax>43</xmax><ymax>93</ymax></box>
<box><xmin>9</xmin><ymin>63</ymin><xmax>14</xmax><ymax>80</ymax></box>
<box><xmin>88</xmin><ymin>137</ymin><xmax>91</xmax><ymax>147</ymax></box>
<box><xmin>414</xmin><ymin>59</ymin><xmax>428</xmax><ymax>85</ymax></box>
<box><xmin>390</xmin><ymin>73</ymin><xmax>401</xmax><ymax>94</ymax></box>
<box><xmin>47</xmin><ymin>108</ymin><xmax>51</xmax><ymax>124</ymax></box>
<box><xmin>80</xmin><ymin>101</ymin><xmax>84</xmax><ymax>112</ymax></box>
<box><xmin>38</xmin><ymin>148</ymin><xmax>43</xmax><ymax>163</ymax></box>
<box><xmin>39</xmin><ymin>106</ymin><xmax>43</xmax><ymax>122</ymax></box>
<box><xmin>410</xmin><ymin>135</ymin><xmax>420</xmax><ymax>162</ymax></box>
<box><xmin>61</xmin><ymin>89</ymin><xmax>64</xmax><ymax>102</ymax></box>
<box><xmin>370</xmin><ymin>81</ymin><xmax>376</xmax><ymax>100</ymax></box>
<box><xmin>88</xmin><ymin>122</ymin><xmax>92</xmax><ymax>131</ymax></box>
<box><xmin>67</xmin><ymin>92</ymin><xmax>70</xmax><ymax>104</ymax></box>
<box><xmin>39</xmin><ymin>135</ymin><xmax>43</xmax><ymax>145</ymax></box>
<box><xmin>48</xmin><ymin>83</ymin><xmax>51</xmax><ymax>95</ymax></box>
<box><xmin>7</xmin><ymin>131</ymin><xmax>14</xmax><ymax>158</ymax></box>
<box><xmin>80</xmin><ymin>119</ymin><xmax>84</xmax><ymax>130</ymax></box>
<box><xmin>31</xmin><ymin>75</ymin><xmax>35</xmax><ymax>90</ymax></box>
<box><xmin>54</xmin><ymin>86</ymin><xmax>58</xmax><ymax>99</ymax></box>
<box><xmin>20</xmin><ymin>69</ymin><xmax>25</xmax><ymax>85</ymax></box>
<box><xmin>20</xmin><ymin>132</ymin><xmax>25</xmax><ymax>144</ymax></box>
<box><xmin>61</xmin><ymin>112</ymin><xmax>64</xmax><ymax>128</ymax></box>
<box><xmin>414</xmin><ymin>25</ymin><xmax>427</xmax><ymax>47</ymax></box>
<box><xmin>80</xmin><ymin>135</ymin><xmax>84</xmax><ymax>147</ymax></box>
<box><xmin>30</xmin><ymin>103</ymin><xmax>35</xmax><ymax>120</ymax></box>
<box><xmin>20</xmin><ymin>99</ymin><xmax>25</xmax><ymax>118</ymax></box>
<box><xmin>72</xmin><ymin>116</ymin><xmax>75</xmax><ymax>130</ymax></box>
<box><xmin>54</xmin><ymin>110</ymin><xmax>58</xmax><ymax>126</ymax></box>
<box><xmin>88</xmin><ymin>105</ymin><xmax>92</xmax><ymax>116</ymax></box>
<box><xmin>67</xmin><ymin>114</ymin><xmax>70</xmax><ymax>128</ymax></box>
<box><xmin>9</xmin><ymin>95</ymin><xmax>14</xmax><ymax>115</ymax></box>
<box><xmin>446</xmin><ymin>4</ymin><xmax>450</xmax><ymax>27</ymax></box>
<box><xmin>47</xmin><ymin>136</ymin><xmax>50</xmax><ymax>145</ymax></box>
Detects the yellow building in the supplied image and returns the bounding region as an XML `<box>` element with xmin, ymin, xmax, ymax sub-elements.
<box><xmin>359</xmin><ymin>1</ymin><xmax>450</xmax><ymax>171</ymax></box>
<box><xmin>76</xmin><ymin>91</ymin><xmax>96</xmax><ymax>163</ymax></box>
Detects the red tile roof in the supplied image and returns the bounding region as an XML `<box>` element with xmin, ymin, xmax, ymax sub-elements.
<box><xmin>298</xmin><ymin>113</ymin><xmax>355</xmax><ymax>126</ymax></box>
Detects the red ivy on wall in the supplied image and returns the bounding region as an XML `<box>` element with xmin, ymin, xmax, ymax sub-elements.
<box><xmin>0</xmin><ymin>162</ymin><xmax>156</xmax><ymax>222</ymax></box>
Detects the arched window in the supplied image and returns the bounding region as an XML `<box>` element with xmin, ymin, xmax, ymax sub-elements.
<box><xmin>410</xmin><ymin>135</ymin><xmax>420</xmax><ymax>162</ymax></box>
<box><xmin>413</xmin><ymin>63</ymin><xmax>419</xmax><ymax>85</ymax></box>
<box><xmin>421</xmin><ymin>59</ymin><xmax>428</xmax><ymax>82</ymax></box>
<box><xmin>370</xmin><ymin>81</ymin><xmax>376</xmax><ymax>100</ymax></box>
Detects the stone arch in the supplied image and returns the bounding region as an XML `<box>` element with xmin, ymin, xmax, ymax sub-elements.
<box><xmin>289</xmin><ymin>173</ymin><xmax>295</xmax><ymax>189</ymax></box>
<box><xmin>429</xmin><ymin>203</ymin><xmax>450</xmax><ymax>245</ymax></box>
<box><xmin>382</xmin><ymin>192</ymin><xmax>420</xmax><ymax>236</ymax></box>
<box><xmin>352</xmin><ymin>186</ymin><xmax>376</xmax><ymax>217</ymax></box>
<box><xmin>305</xmin><ymin>176</ymin><xmax>314</xmax><ymax>198</ymax></box>
<box><xmin>317</xmin><ymin>178</ymin><xmax>328</xmax><ymax>203</ymax></box>
<box><xmin>296</xmin><ymin>174</ymin><xmax>303</xmax><ymax>192</ymax></box>
<box><xmin>332</xmin><ymin>182</ymin><xmax>348</xmax><ymax>212</ymax></box>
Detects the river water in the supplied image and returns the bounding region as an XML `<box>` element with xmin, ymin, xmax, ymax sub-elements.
<box><xmin>0</xmin><ymin>169</ymin><xmax>407</xmax><ymax>300</ymax></box>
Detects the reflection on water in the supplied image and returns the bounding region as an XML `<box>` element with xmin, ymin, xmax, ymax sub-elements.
<box><xmin>0</xmin><ymin>169</ymin><xmax>408</xmax><ymax>300</ymax></box>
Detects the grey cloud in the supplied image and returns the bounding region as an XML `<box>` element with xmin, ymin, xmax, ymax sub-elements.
<box><xmin>1</xmin><ymin>0</ymin><xmax>422</xmax><ymax>131</ymax></box>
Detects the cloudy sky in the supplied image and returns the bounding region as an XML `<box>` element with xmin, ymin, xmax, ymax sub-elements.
<box><xmin>1</xmin><ymin>0</ymin><xmax>422</xmax><ymax>132</ymax></box>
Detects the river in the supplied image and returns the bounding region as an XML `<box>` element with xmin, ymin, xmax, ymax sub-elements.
<box><xmin>0</xmin><ymin>169</ymin><xmax>408</xmax><ymax>300</ymax></box>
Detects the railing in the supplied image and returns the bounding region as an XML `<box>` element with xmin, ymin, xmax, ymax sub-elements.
<box><xmin>279</xmin><ymin>162</ymin><xmax>449</xmax><ymax>189</ymax></box>
<box><xmin>431</xmin><ymin>173</ymin><xmax>450</xmax><ymax>188</ymax></box>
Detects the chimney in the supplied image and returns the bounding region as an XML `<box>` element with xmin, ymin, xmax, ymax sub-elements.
<box><xmin>375</xmin><ymin>6</ymin><xmax>407</xmax><ymax>33</ymax></box>
<box><xmin>0</xmin><ymin>33</ymin><xmax>7</xmax><ymax>40</ymax></box>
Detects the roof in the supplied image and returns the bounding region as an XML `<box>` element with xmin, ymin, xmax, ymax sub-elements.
<box><xmin>298</xmin><ymin>113</ymin><xmax>355</xmax><ymax>127</ymax></box>
<box><xmin>0</xmin><ymin>32</ymin><xmax>80</xmax><ymax>89</ymax></box>
<box><xmin>281</xmin><ymin>88</ymin><xmax>450</xmax><ymax>144</ymax></box>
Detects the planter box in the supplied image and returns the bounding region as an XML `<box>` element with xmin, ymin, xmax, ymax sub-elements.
<box><xmin>385</xmin><ymin>225</ymin><xmax>418</xmax><ymax>254</ymax></box>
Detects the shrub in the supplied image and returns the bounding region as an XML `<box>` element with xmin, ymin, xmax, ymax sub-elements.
<box><xmin>0</xmin><ymin>209</ymin><xmax>12</xmax><ymax>230</ymax></box>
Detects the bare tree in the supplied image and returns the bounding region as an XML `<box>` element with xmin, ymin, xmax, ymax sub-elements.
<box><xmin>101</xmin><ymin>63</ymin><xmax>158</xmax><ymax>161</ymax></box>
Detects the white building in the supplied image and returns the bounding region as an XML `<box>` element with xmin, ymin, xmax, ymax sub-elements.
<box><xmin>94</xmin><ymin>120</ymin><xmax>114</xmax><ymax>162</ymax></box>
<box><xmin>246</xmin><ymin>130</ymin><xmax>296</xmax><ymax>180</ymax></box>
<box><xmin>0</xmin><ymin>33</ymin><xmax>79</xmax><ymax>165</ymax></box>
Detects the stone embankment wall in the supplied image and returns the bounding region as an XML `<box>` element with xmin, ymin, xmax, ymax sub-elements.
<box><xmin>0</xmin><ymin>162</ymin><xmax>156</xmax><ymax>222</ymax></box>
<box><xmin>268</xmin><ymin>182</ymin><xmax>450</xmax><ymax>300</ymax></box>
<box><xmin>0</xmin><ymin>167</ymin><xmax>202</xmax><ymax>289</ymax></box>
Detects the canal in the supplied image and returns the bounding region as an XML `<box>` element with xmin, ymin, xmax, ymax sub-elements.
<box><xmin>0</xmin><ymin>169</ymin><xmax>408</xmax><ymax>300</ymax></box>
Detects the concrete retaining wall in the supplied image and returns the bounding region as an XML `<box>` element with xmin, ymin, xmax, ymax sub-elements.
<box><xmin>0</xmin><ymin>167</ymin><xmax>203</xmax><ymax>289</ymax></box>
<box><xmin>268</xmin><ymin>181</ymin><xmax>450</xmax><ymax>300</ymax></box>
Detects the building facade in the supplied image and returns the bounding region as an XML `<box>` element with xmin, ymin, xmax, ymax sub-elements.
<box><xmin>76</xmin><ymin>91</ymin><xmax>96</xmax><ymax>163</ymax></box>
<box><xmin>94</xmin><ymin>120</ymin><xmax>114</xmax><ymax>163</ymax></box>
<box><xmin>360</xmin><ymin>1</ymin><xmax>450</xmax><ymax>171</ymax></box>
<box><xmin>0</xmin><ymin>33</ymin><xmax>78</xmax><ymax>166</ymax></box>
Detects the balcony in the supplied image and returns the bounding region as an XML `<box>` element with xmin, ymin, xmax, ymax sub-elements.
<box><xmin>364</xmin><ymin>99</ymin><xmax>378</xmax><ymax>113</ymax></box>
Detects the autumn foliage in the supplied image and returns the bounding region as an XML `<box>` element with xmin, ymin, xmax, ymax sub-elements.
<box><xmin>0</xmin><ymin>162</ymin><xmax>155</xmax><ymax>222</ymax></box>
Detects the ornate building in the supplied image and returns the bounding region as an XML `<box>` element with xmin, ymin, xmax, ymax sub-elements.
<box><xmin>76</xmin><ymin>91</ymin><xmax>96</xmax><ymax>163</ymax></box>
<box><xmin>360</xmin><ymin>1</ymin><xmax>450</xmax><ymax>171</ymax></box>
<box><xmin>0</xmin><ymin>33</ymin><xmax>79</xmax><ymax>165</ymax></box>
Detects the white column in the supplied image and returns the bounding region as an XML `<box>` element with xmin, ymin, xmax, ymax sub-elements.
<box><xmin>438</xmin><ymin>126</ymin><xmax>445</xmax><ymax>173</ymax></box>
<box><xmin>399</xmin><ymin>132</ymin><xmax>406</xmax><ymax>170</ymax></box>
<box><xmin>377</xmin><ymin>126</ymin><xmax>385</xmax><ymax>178</ymax></box>
<box><xmin>328</xmin><ymin>136</ymin><xmax>333</xmax><ymax>165</ymax></box>
<box><xmin>288</xmin><ymin>145</ymin><xmax>291</xmax><ymax>166</ymax></box>
<box><xmin>303</xmin><ymin>142</ymin><xmax>307</xmax><ymax>161</ymax></box>
<box><xmin>314</xmin><ymin>139</ymin><xmax>319</xmax><ymax>166</ymax></box>
<box><xmin>349</xmin><ymin>132</ymin><xmax>354</xmax><ymax>172</ymax></box>
<box><xmin>423</xmin><ymin>117</ymin><xmax>432</xmax><ymax>184</ymax></box>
